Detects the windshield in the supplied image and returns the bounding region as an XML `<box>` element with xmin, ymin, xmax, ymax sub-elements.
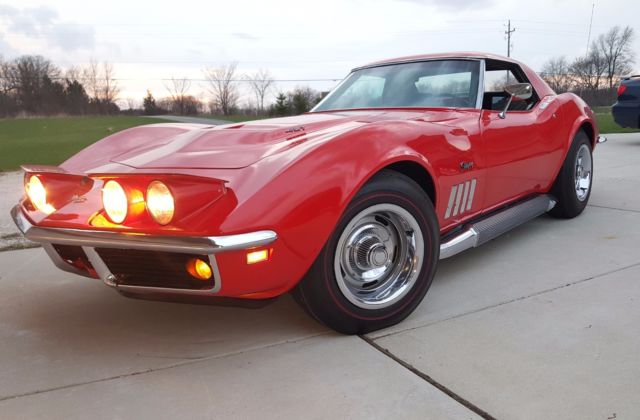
<box><xmin>313</xmin><ymin>60</ymin><xmax>481</xmax><ymax>112</ymax></box>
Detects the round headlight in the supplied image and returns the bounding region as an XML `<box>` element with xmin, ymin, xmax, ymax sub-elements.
<box><xmin>102</xmin><ymin>180</ymin><xmax>128</xmax><ymax>224</ymax></box>
<box><xmin>26</xmin><ymin>175</ymin><xmax>55</xmax><ymax>214</ymax></box>
<box><xmin>146</xmin><ymin>181</ymin><xmax>174</xmax><ymax>225</ymax></box>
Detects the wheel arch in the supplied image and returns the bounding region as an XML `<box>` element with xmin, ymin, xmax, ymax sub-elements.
<box><xmin>382</xmin><ymin>160</ymin><xmax>437</xmax><ymax>207</ymax></box>
<box><xmin>578</xmin><ymin>120</ymin><xmax>596</xmax><ymax>149</ymax></box>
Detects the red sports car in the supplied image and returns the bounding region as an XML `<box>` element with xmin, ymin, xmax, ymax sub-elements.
<box><xmin>12</xmin><ymin>52</ymin><xmax>603</xmax><ymax>334</ymax></box>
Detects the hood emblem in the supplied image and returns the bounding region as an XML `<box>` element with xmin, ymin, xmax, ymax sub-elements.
<box><xmin>285</xmin><ymin>126</ymin><xmax>305</xmax><ymax>133</ymax></box>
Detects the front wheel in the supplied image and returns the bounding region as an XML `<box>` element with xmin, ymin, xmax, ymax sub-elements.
<box><xmin>549</xmin><ymin>130</ymin><xmax>593</xmax><ymax>218</ymax></box>
<box><xmin>293</xmin><ymin>170</ymin><xmax>439</xmax><ymax>334</ymax></box>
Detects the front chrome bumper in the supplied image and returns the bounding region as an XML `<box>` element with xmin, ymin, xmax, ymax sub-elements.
<box><xmin>11</xmin><ymin>205</ymin><xmax>278</xmax><ymax>296</ymax></box>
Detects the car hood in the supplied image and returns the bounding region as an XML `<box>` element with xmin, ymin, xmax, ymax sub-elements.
<box><xmin>70</xmin><ymin>110</ymin><xmax>469</xmax><ymax>171</ymax></box>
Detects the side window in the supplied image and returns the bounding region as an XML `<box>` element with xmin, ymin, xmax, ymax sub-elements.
<box><xmin>482</xmin><ymin>61</ymin><xmax>539</xmax><ymax>111</ymax></box>
<box><xmin>484</xmin><ymin>70</ymin><xmax>519</xmax><ymax>92</ymax></box>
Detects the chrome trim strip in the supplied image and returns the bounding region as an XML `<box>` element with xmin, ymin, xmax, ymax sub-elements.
<box><xmin>83</xmin><ymin>245</ymin><xmax>223</xmax><ymax>295</ymax></box>
<box><xmin>11</xmin><ymin>204</ymin><xmax>273</xmax><ymax>296</ymax></box>
<box><xmin>42</xmin><ymin>243</ymin><xmax>92</xmax><ymax>277</ymax></box>
<box><xmin>475</xmin><ymin>59</ymin><xmax>486</xmax><ymax>110</ymax></box>
<box><xmin>11</xmin><ymin>205</ymin><xmax>277</xmax><ymax>255</ymax></box>
<box><xmin>440</xmin><ymin>228</ymin><xmax>478</xmax><ymax>259</ymax></box>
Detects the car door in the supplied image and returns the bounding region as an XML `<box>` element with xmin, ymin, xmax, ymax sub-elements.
<box><xmin>480</xmin><ymin>64</ymin><xmax>565</xmax><ymax>211</ymax></box>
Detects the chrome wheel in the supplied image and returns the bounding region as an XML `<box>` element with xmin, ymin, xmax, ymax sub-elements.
<box><xmin>334</xmin><ymin>203</ymin><xmax>424</xmax><ymax>310</ymax></box>
<box><xmin>574</xmin><ymin>144</ymin><xmax>592</xmax><ymax>202</ymax></box>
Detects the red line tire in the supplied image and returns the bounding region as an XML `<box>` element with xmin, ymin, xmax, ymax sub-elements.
<box><xmin>293</xmin><ymin>170</ymin><xmax>440</xmax><ymax>334</ymax></box>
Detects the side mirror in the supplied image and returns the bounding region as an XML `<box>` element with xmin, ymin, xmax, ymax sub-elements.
<box><xmin>499</xmin><ymin>83</ymin><xmax>533</xmax><ymax>119</ymax></box>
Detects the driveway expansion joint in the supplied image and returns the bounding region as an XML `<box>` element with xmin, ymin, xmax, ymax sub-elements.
<box><xmin>359</xmin><ymin>334</ymin><xmax>498</xmax><ymax>420</ymax></box>
<box><xmin>0</xmin><ymin>331</ymin><xmax>330</xmax><ymax>403</ymax></box>
<box><xmin>587</xmin><ymin>204</ymin><xmax>640</xmax><ymax>214</ymax></box>
<box><xmin>371</xmin><ymin>260</ymin><xmax>640</xmax><ymax>341</ymax></box>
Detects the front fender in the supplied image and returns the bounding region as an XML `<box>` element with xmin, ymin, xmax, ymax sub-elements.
<box><xmin>215</xmin><ymin>121</ymin><xmax>444</xmax><ymax>297</ymax></box>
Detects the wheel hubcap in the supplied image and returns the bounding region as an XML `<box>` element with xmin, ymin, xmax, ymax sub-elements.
<box><xmin>574</xmin><ymin>144</ymin><xmax>592</xmax><ymax>202</ymax></box>
<box><xmin>334</xmin><ymin>203</ymin><xmax>424</xmax><ymax>310</ymax></box>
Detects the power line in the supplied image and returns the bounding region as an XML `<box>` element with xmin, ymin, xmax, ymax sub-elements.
<box><xmin>586</xmin><ymin>2</ymin><xmax>595</xmax><ymax>56</ymax></box>
<box><xmin>0</xmin><ymin>76</ymin><xmax>342</xmax><ymax>82</ymax></box>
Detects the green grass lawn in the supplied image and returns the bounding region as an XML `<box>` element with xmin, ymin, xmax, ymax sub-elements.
<box><xmin>0</xmin><ymin>116</ymin><xmax>170</xmax><ymax>172</ymax></box>
<box><xmin>593</xmin><ymin>107</ymin><xmax>640</xmax><ymax>134</ymax></box>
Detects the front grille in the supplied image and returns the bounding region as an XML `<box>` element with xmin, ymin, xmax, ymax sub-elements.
<box><xmin>95</xmin><ymin>248</ymin><xmax>215</xmax><ymax>291</ymax></box>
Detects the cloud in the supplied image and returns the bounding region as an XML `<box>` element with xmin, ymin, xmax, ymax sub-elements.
<box><xmin>231</xmin><ymin>32</ymin><xmax>260</xmax><ymax>41</ymax></box>
<box><xmin>398</xmin><ymin>0</ymin><xmax>494</xmax><ymax>10</ymax></box>
<box><xmin>0</xmin><ymin>5</ymin><xmax>95</xmax><ymax>53</ymax></box>
<box><xmin>0</xmin><ymin>34</ymin><xmax>17</xmax><ymax>57</ymax></box>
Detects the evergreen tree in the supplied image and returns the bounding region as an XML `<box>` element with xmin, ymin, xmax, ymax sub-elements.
<box><xmin>143</xmin><ymin>90</ymin><xmax>158</xmax><ymax>115</ymax></box>
<box><xmin>273</xmin><ymin>92</ymin><xmax>289</xmax><ymax>116</ymax></box>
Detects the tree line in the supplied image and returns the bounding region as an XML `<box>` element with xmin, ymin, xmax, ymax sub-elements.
<box><xmin>0</xmin><ymin>56</ymin><xmax>324</xmax><ymax>118</ymax></box>
<box><xmin>142</xmin><ymin>63</ymin><xmax>325</xmax><ymax>117</ymax></box>
<box><xmin>2</xmin><ymin>25</ymin><xmax>634</xmax><ymax>119</ymax></box>
<box><xmin>0</xmin><ymin>56</ymin><xmax>120</xmax><ymax>117</ymax></box>
<box><xmin>540</xmin><ymin>25</ymin><xmax>635</xmax><ymax>106</ymax></box>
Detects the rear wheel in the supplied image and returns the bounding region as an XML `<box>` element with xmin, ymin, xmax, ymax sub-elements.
<box><xmin>549</xmin><ymin>130</ymin><xmax>593</xmax><ymax>218</ymax></box>
<box><xmin>293</xmin><ymin>170</ymin><xmax>439</xmax><ymax>334</ymax></box>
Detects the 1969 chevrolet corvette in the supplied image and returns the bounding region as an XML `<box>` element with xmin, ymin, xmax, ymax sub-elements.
<box><xmin>12</xmin><ymin>52</ymin><xmax>603</xmax><ymax>334</ymax></box>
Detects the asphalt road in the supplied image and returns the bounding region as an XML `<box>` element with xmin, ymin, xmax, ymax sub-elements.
<box><xmin>0</xmin><ymin>133</ymin><xmax>639</xmax><ymax>419</ymax></box>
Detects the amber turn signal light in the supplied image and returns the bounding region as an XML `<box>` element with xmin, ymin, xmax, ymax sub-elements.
<box><xmin>246</xmin><ymin>249</ymin><xmax>270</xmax><ymax>265</ymax></box>
<box><xmin>186</xmin><ymin>258</ymin><xmax>212</xmax><ymax>281</ymax></box>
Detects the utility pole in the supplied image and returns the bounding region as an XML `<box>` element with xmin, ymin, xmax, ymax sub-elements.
<box><xmin>505</xmin><ymin>19</ymin><xmax>516</xmax><ymax>57</ymax></box>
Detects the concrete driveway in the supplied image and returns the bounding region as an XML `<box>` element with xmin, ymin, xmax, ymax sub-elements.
<box><xmin>0</xmin><ymin>133</ymin><xmax>639</xmax><ymax>419</ymax></box>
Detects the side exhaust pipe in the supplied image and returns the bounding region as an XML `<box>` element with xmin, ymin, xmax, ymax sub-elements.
<box><xmin>440</xmin><ymin>194</ymin><xmax>556</xmax><ymax>259</ymax></box>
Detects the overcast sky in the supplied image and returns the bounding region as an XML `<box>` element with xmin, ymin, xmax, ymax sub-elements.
<box><xmin>1</xmin><ymin>0</ymin><xmax>639</xmax><ymax>107</ymax></box>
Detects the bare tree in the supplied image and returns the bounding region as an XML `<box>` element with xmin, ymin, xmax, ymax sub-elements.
<box><xmin>101</xmin><ymin>61</ymin><xmax>120</xmax><ymax>106</ymax></box>
<box><xmin>569</xmin><ymin>50</ymin><xmax>608</xmax><ymax>92</ymax></box>
<box><xmin>203</xmin><ymin>62</ymin><xmax>239</xmax><ymax>115</ymax></box>
<box><xmin>64</xmin><ymin>66</ymin><xmax>82</xmax><ymax>83</ymax></box>
<box><xmin>82</xmin><ymin>60</ymin><xmax>119</xmax><ymax>110</ymax></box>
<box><xmin>246</xmin><ymin>68</ymin><xmax>274</xmax><ymax>114</ymax></box>
<box><xmin>83</xmin><ymin>59</ymin><xmax>101</xmax><ymax>103</ymax></box>
<box><xmin>125</xmin><ymin>97</ymin><xmax>138</xmax><ymax>111</ymax></box>
<box><xmin>595</xmin><ymin>26</ymin><xmax>635</xmax><ymax>88</ymax></box>
<box><xmin>540</xmin><ymin>56</ymin><xmax>572</xmax><ymax>93</ymax></box>
<box><xmin>164</xmin><ymin>77</ymin><xmax>191</xmax><ymax>115</ymax></box>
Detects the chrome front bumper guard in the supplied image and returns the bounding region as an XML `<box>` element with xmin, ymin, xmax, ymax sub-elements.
<box><xmin>11</xmin><ymin>205</ymin><xmax>278</xmax><ymax>296</ymax></box>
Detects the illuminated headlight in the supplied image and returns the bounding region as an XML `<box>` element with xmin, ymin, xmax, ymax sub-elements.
<box><xmin>25</xmin><ymin>175</ymin><xmax>55</xmax><ymax>215</ymax></box>
<box><xmin>146</xmin><ymin>181</ymin><xmax>174</xmax><ymax>225</ymax></box>
<box><xmin>102</xmin><ymin>180</ymin><xmax>128</xmax><ymax>224</ymax></box>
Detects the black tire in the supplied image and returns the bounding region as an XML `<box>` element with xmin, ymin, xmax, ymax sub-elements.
<box><xmin>549</xmin><ymin>130</ymin><xmax>593</xmax><ymax>219</ymax></box>
<box><xmin>293</xmin><ymin>170</ymin><xmax>440</xmax><ymax>334</ymax></box>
